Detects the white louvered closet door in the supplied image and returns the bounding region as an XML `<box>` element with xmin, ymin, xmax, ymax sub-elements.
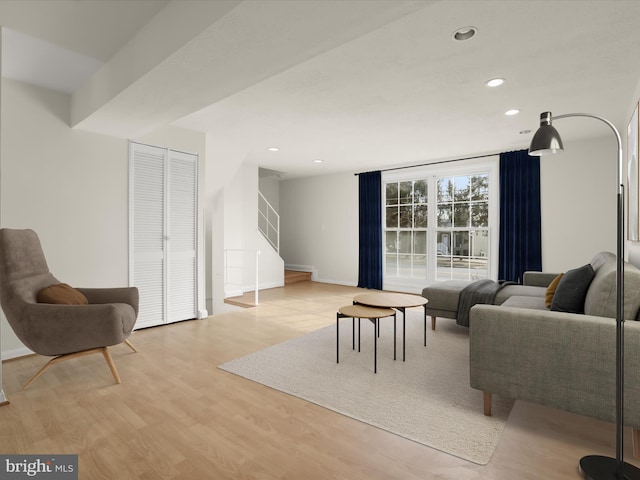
<box><xmin>130</xmin><ymin>142</ymin><xmax>198</xmax><ymax>329</ymax></box>
<box><xmin>167</xmin><ymin>150</ymin><xmax>197</xmax><ymax>323</ymax></box>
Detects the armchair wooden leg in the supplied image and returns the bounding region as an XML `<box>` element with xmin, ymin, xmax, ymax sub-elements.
<box><xmin>483</xmin><ymin>391</ymin><xmax>492</xmax><ymax>416</ymax></box>
<box><xmin>22</xmin><ymin>360</ymin><xmax>53</xmax><ymax>390</ymax></box>
<box><xmin>21</xmin><ymin>352</ymin><xmax>84</xmax><ymax>390</ymax></box>
<box><xmin>22</xmin><ymin>347</ymin><xmax>123</xmax><ymax>390</ymax></box>
<box><xmin>124</xmin><ymin>339</ymin><xmax>137</xmax><ymax>353</ymax></box>
<box><xmin>633</xmin><ymin>428</ymin><xmax>640</xmax><ymax>459</ymax></box>
<box><xmin>431</xmin><ymin>315</ymin><xmax>436</xmax><ymax>330</ymax></box>
<box><xmin>101</xmin><ymin>347</ymin><xmax>121</xmax><ymax>384</ymax></box>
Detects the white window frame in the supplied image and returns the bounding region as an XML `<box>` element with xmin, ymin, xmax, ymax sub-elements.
<box><xmin>382</xmin><ymin>156</ymin><xmax>499</xmax><ymax>293</ymax></box>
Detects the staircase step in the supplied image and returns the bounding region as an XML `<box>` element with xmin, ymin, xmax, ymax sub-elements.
<box><xmin>224</xmin><ymin>271</ymin><xmax>312</xmax><ymax>307</ymax></box>
<box><xmin>224</xmin><ymin>293</ymin><xmax>257</xmax><ymax>308</ymax></box>
<box><xmin>285</xmin><ymin>270</ymin><xmax>312</xmax><ymax>285</ymax></box>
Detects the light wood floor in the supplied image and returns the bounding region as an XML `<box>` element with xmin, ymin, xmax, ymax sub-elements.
<box><xmin>1</xmin><ymin>281</ymin><xmax>638</xmax><ymax>479</ymax></box>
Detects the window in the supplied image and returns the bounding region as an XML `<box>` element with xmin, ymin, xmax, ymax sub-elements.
<box><xmin>385</xmin><ymin>180</ymin><xmax>428</xmax><ymax>279</ymax></box>
<box><xmin>382</xmin><ymin>158</ymin><xmax>498</xmax><ymax>291</ymax></box>
<box><xmin>435</xmin><ymin>174</ymin><xmax>489</xmax><ymax>280</ymax></box>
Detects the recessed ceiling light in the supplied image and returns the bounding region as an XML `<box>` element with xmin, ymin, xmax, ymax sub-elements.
<box><xmin>313</xmin><ymin>159</ymin><xmax>324</xmax><ymax>164</ymax></box>
<box><xmin>268</xmin><ymin>147</ymin><xmax>279</xmax><ymax>152</ymax></box>
<box><xmin>486</xmin><ymin>78</ymin><xmax>505</xmax><ymax>87</ymax></box>
<box><xmin>453</xmin><ymin>26</ymin><xmax>478</xmax><ymax>41</ymax></box>
<box><xmin>505</xmin><ymin>109</ymin><xmax>520</xmax><ymax>116</ymax></box>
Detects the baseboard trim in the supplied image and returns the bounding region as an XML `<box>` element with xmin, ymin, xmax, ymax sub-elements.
<box><xmin>284</xmin><ymin>264</ymin><xmax>314</xmax><ymax>272</ymax></box>
<box><xmin>313</xmin><ymin>278</ymin><xmax>358</xmax><ymax>287</ymax></box>
<box><xmin>2</xmin><ymin>346</ymin><xmax>34</xmax><ymax>361</ymax></box>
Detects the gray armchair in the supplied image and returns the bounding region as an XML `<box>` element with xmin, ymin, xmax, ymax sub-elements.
<box><xmin>0</xmin><ymin>228</ymin><xmax>138</xmax><ymax>389</ymax></box>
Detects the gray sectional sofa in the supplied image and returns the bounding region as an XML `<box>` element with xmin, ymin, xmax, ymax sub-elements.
<box><xmin>468</xmin><ymin>252</ymin><xmax>640</xmax><ymax>457</ymax></box>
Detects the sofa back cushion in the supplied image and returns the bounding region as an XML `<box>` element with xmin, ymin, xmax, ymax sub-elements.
<box><xmin>550</xmin><ymin>265</ymin><xmax>594</xmax><ymax>313</ymax></box>
<box><xmin>584</xmin><ymin>252</ymin><xmax>640</xmax><ymax>320</ymax></box>
<box><xmin>589</xmin><ymin>251</ymin><xmax>616</xmax><ymax>273</ymax></box>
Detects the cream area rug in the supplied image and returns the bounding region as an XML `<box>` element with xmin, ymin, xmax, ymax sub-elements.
<box><xmin>218</xmin><ymin>311</ymin><xmax>514</xmax><ymax>465</ymax></box>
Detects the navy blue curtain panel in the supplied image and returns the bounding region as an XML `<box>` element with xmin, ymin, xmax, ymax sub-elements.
<box><xmin>499</xmin><ymin>150</ymin><xmax>542</xmax><ymax>282</ymax></box>
<box><xmin>357</xmin><ymin>171</ymin><xmax>383</xmax><ymax>290</ymax></box>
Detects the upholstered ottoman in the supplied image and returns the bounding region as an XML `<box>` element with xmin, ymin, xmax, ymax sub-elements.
<box><xmin>421</xmin><ymin>280</ymin><xmax>472</xmax><ymax>330</ymax></box>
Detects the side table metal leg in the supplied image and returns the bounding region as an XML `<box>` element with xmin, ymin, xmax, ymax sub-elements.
<box><xmin>374</xmin><ymin>318</ymin><xmax>378</xmax><ymax>373</ymax></box>
<box><xmin>336</xmin><ymin>313</ymin><xmax>339</xmax><ymax>364</ymax></box>
<box><xmin>358</xmin><ymin>318</ymin><xmax>361</xmax><ymax>352</ymax></box>
<box><xmin>397</xmin><ymin>307</ymin><xmax>406</xmax><ymax>361</ymax></box>
<box><xmin>393</xmin><ymin>313</ymin><xmax>397</xmax><ymax>360</ymax></box>
<box><xmin>424</xmin><ymin>304</ymin><xmax>427</xmax><ymax>347</ymax></box>
<box><xmin>403</xmin><ymin>310</ymin><xmax>406</xmax><ymax>362</ymax></box>
<box><xmin>352</xmin><ymin>317</ymin><xmax>355</xmax><ymax>350</ymax></box>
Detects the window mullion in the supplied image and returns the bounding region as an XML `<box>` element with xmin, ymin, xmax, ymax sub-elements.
<box><xmin>427</xmin><ymin>175</ymin><xmax>437</xmax><ymax>282</ymax></box>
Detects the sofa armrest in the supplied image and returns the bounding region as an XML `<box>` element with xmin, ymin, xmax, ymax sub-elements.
<box><xmin>469</xmin><ymin>304</ymin><xmax>640</xmax><ymax>427</ymax></box>
<box><xmin>522</xmin><ymin>271</ymin><xmax>560</xmax><ymax>287</ymax></box>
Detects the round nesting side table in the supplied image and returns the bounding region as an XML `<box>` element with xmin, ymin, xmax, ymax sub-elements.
<box><xmin>336</xmin><ymin>304</ymin><xmax>396</xmax><ymax>373</ymax></box>
<box><xmin>353</xmin><ymin>292</ymin><xmax>429</xmax><ymax>361</ymax></box>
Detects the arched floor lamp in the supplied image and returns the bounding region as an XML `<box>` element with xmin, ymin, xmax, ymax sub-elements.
<box><xmin>529</xmin><ymin>111</ymin><xmax>640</xmax><ymax>480</ymax></box>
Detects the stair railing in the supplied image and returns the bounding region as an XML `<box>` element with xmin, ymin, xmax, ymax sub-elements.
<box><xmin>258</xmin><ymin>191</ymin><xmax>279</xmax><ymax>253</ymax></box>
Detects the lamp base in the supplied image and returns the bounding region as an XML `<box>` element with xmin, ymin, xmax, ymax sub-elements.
<box><xmin>579</xmin><ymin>455</ymin><xmax>640</xmax><ymax>480</ymax></box>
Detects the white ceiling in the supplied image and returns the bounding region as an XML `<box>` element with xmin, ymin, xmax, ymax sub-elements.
<box><xmin>2</xmin><ymin>0</ymin><xmax>640</xmax><ymax>179</ymax></box>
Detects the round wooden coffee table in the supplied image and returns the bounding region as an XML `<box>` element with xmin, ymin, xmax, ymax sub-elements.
<box><xmin>336</xmin><ymin>304</ymin><xmax>396</xmax><ymax>373</ymax></box>
<box><xmin>353</xmin><ymin>292</ymin><xmax>429</xmax><ymax>361</ymax></box>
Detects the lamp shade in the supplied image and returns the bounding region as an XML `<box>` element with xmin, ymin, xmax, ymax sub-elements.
<box><xmin>528</xmin><ymin>111</ymin><xmax>564</xmax><ymax>156</ymax></box>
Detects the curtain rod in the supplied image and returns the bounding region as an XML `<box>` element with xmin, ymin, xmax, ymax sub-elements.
<box><xmin>353</xmin><ymin>152</ymin><xmax>502</xmax><ymax>176</ymax></box>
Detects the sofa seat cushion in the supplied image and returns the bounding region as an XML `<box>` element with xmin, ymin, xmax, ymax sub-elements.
<box><xmin>494</xmin><ymin>285</ymin><xmax>546</xmax><ymax>305</ymax></box>
<box><xmin>500</xmin><ymin>295</ymin><xmax>548</xmax><ymax>311</ymax></box>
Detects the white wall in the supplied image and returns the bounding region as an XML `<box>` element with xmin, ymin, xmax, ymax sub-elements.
<box><xmin>258</xmin><ymin>171</ymin><xmax>280</xmax><ymax>211</ymax></box>
<box><xmin>223</xmin><ymin>163</ymin><xmax>258</xmax><ymax>295</ymax></box>
<box><xmin>279</xmin><ymin>141</ymin><xmax>619</xmax><ymax>289</ymax></box>
<box><xmin>0</xmin><ymin>79</ymin><xmax>208</xmax><ymax>358</ymax></box>
<box><xmin>203</xmin><ymin>135</ymin><xmax>254</xmax><ymax>313</ymax></box>
<box><xmin>203</xmin><ymin>148</ymin><xmax>285</xmax><ymax>311</ymax></box>
<box><xmin>221</xmin><ymin>162</ymin><xmax>284</xmax><ymax>295</ymax></box>
<box><xmin>257</xmin><ymin>233</ymin><xmax>285</xmax><ymax>290</ymax></box>
<box><xmin>1</xmin><ymin>79</ymin><xmax>129</xmax><ymax>357</ymax></box>
<box><xmin>540</xmin><ymin>135</ymin><xmax>617</xmax><ymax>271</ymax></box>
<box><xmin>280</xmin><ymin>172</ymin><xmax>359</xmax><ymax>285</ymax></box>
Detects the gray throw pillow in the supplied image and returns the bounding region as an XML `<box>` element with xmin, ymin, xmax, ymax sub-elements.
<box><xmin>550</xmin><ymin>264</ymin><xmax>595</xmax><ymax>313</ymax></box>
